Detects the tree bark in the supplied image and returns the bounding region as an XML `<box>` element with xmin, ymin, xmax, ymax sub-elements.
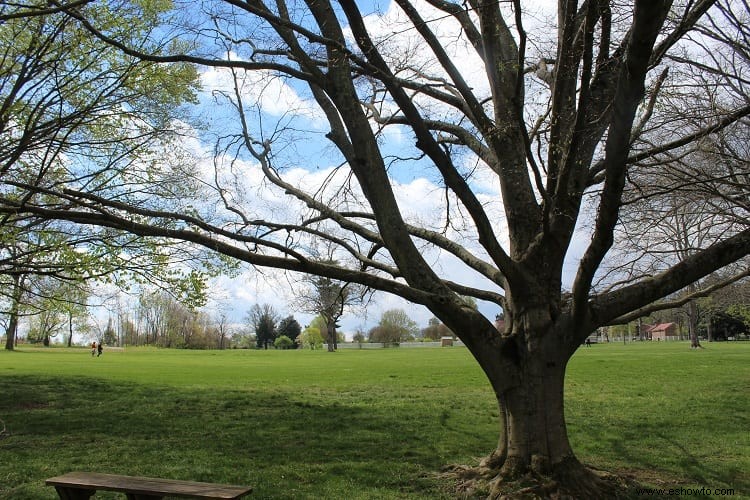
<box><xmin>67</xmin><ymin>311</ymin><xmax>74</xmax><ymax>347</ymax></box>
<box><xmin>326</xmin><ymin>320</ymin><xmax>336</xmax><ymax>352</ymax></box>
<box><xmin>4</xmin><ymin>308</ymin><xmax>19</xmax><ymax>351</ymax></box>
<box><xmin>4</xmin><ymin>274</ymin><xmax>23</xmax><ymax>351</ymax></box>
<box><xmin>453</xmin><ymin>305</ymin><xmax>620</xmax><ymax>497</ymax></box>
<box><xmin>687</xmin><ymin>300</ymin><xmax>702</xmax><ymax>348</ymax></box>
<box><xmin>480</xmin><ymin>350</ymin><xmax>626</xmax><ymax>496</ymax></box>
<box><xmin>490</xmin><ymin>356</ymin><xmax>573</xmax><ymax>475</ymax></box>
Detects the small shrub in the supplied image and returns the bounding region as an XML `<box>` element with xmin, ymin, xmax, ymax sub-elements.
<box><xmin>274</xmin><ymin>335</ymin><xmax>294</xmax><ymax>349</ymax></box>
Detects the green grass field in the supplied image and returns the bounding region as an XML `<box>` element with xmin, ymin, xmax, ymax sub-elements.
<box><xmin>1</xmin><ymin>342</ymin><xmax>747</xmax><ymax>499</ymax></box>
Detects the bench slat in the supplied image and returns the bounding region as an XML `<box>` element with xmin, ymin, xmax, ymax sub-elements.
<box><xmin>46</xmin><ymin>472</ymin><xmax>252</xmax><ymax>499</ymax></box>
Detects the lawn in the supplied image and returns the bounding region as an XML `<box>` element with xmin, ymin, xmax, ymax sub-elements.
<box><xmin>0</xmin><ymin>342</ymin><xmax>747</xmax><ymax>499</ymax></box>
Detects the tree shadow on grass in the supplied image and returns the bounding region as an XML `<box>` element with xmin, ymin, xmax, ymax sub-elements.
<box><xmin>577</xmin><ymin>423</ymin><xmax>748</xmax><ymax>498</ymax></box>
<box><xmin>1</xmin><ymin>375</ymin><xmax>471</xmax><ymax>499</ymax></box>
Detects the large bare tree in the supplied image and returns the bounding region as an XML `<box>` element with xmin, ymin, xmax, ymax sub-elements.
<box><xmin>2</xmin><ymin>0</ymin><xmax>750</xmax><ymax>496</ymax></box>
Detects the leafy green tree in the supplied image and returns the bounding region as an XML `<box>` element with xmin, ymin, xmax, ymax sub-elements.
<box><xmin>375</xmin><ymin>309</ymin><xmax>419</xmax><ymax>343</ymax></box>
<box><xmin>702</xmin><ymin>310</ymin><xmax>747</xmax><ymax>340</ymax></box>
<box><xmin>20</xmin><ymin>275</ymin><xmax>86</xmax><ymax>346</ymax></box>
<box><xmin>298</xmin><ymin>326</ymin><xmax>324</xmax><ymax>350</ymax></box>
<box><xmin>27</xmin><ymin>308</ymin><xmax>65</xmax><ymax>345</ymax></box>
<box><xmin>727</xmin><ymin>304</ymin><xmax>750</xmax><ymax>332</ymax></box>
<box><xmin>119</xmin><ymin>317</ymin><xmax>139</xmax><ymax>347</ymax></box>
<box><xmin>101</xmin><ymin>317</ymin><xmax>117</xmax><ymax>346</ymax></box>
<box><xmin>366</xmin><ymin>325</ymin><xmax>386</xmax><ymax>344</ymax></box>
<box><xmin>695</xmin><ymin>275</ymin><xmax>750</xmax><ymax>341</ymax></box>
<box><xmin>607</xmin><ymin>323</ymin><xmax>631</xmax><ymax>341</ymax></box>
<box><xmin>351</xmin><ymin>330</ymin><xmax>366</xmax><ymax>344</ymax></box>
<box><xmin>136</xmin><ymin>290</ymin><xmax>206</xmax><ymax>348</ymax></box>
<box><xmin>273</xmin><ymin>335</ymin><xmax>293</xmax><ymax>349</ymax></box>
<box><xmin>276</xmin><ymin>316</ymin><xmax>301</xmax><ymax>348</ymax></box>
<box><xmin>0</xmin><ymin>1</ymin><xmax>215</xmax><ymax>350</ymax></box>
<box><xmin>420</xmin><ymin>317</ymin><xmax>453</xmax><ymax>341</ymax></box>
<box><xmin>55</xmin><ymin>282</ymin><xmax>90</xmax><ymax>347</ymax></box>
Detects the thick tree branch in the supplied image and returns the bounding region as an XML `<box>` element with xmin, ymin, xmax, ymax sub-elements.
<box><xmin>610</xmin><ymin>267</ymin><xmax>750</xmax><ymax>324</ymax></box>
<box><xmin>572</xmin><ymin>1</ymin><xmax>672</xmax><ymax>321</ymax></box>
<box><xmin>587</xmin><ymin>104</ymin><xmax>750</xmax><ymax>186</ymax></box>
<box><xmin>338</xmin><ymin>0</ymin><xmax>520</xmax><ymax>284</ymax></box>
<box><xmin>590</xmin><ymin>228</ymin><xmax>750</xmax><ymax>326</ymax></box>
<box><xmin>0</xmin><ymin>200</ymin><xmax>439</xmax><ymax>306</ymax></box>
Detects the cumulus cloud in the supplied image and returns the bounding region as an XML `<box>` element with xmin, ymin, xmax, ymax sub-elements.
<box><xmin>353</xmin><ymin>0</ymin><xmax>491</xmax><ymax>107</ymax></box>
<box><xmin>198</xmin><ymin>52</ymin><xmax>325</xmax><ymax>124</ymax></box>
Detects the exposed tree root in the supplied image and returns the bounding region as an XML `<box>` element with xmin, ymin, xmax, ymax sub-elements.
<box><xmin>440</xmin><ymin>459</ymin><xmax>641</xmax><ymax>499</ymax></box>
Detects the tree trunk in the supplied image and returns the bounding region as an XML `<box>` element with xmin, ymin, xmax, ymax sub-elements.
<box><xmin>325</xmin><ymin>319</ymin><xmax>336</xmax><ymax>352</ymax></box>
<box><xmin>4</xmin><ymin>274</ymin><xmax>23</xmax><ymax>351</ymax></box>
<box><xmin>449</xmin><ymin>305</ymin><xmax>624</xmax><ymax>498</ymax></box>
<box><xmin>477</xmin><ymin>346</ymin><xmax>622</xmax><ymax>497</ymax></box>
<box><xmin>687</xmin><ymin>301</ymin><xmax>702</xmax><ymax>348</ymax></box>
<box><xmin>4</xmin><ymin>310</ymin><xmax>18</xmax><ymax>351</ymax></box>
<box><xmin>489</xmin><ymin>356</ymin><xmax>573</xmax><ymax>469</ymax></box>
<box><xmin>67</xmin><ymin>311</ymin><xmax>74</xmax><ymax>347</ymax></box>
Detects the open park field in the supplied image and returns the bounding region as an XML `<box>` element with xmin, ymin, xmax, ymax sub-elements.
<box><xmin>1</xmin><ymin>342</ymin><xmax>748</xmax><ymax>499</ymax></box>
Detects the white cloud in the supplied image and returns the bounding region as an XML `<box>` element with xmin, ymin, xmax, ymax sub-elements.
<box><xmin>354</xmin><ymin>0</ymin><xmax>491</xmax><ymax>108</ymax></box>
<box><xmin>198</xmin><ymin>54</ymin><xmax>325</xmax><ymax>123</ymax></box>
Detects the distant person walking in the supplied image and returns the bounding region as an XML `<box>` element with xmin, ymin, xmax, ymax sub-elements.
<box><xmin>97</xmin><ymin>342</ymin><xmax>103</xmax><ymax>357</ymax></box>
<box><xmin>91</xmin><ymin>342</ymin><xmax>97</xmax><ymax>357</ymax></box>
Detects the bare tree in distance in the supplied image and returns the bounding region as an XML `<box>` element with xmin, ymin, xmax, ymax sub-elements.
<box><xmin>293</xmin><ymin>267</ymin><xmax>371</xmax><ymax>351</ymax></box>
<box><xmin>2</xmin><ymin>0</ymin><xmax>750</xmax><ymax>496</ymax></box>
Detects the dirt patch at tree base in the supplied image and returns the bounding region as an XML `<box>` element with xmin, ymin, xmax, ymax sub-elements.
<box><xmin>439</xmin><ymin>462</ymin><xmax>645</xmax><ymax>499</ymax></box>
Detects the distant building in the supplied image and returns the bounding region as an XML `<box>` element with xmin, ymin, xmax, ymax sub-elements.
<box><xmin>642</xmin><ymin>322</ymin><xmax>679</xmax><ymax>341</ymax></box>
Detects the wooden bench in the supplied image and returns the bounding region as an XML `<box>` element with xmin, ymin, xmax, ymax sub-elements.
<box><xmin>46</xmin><ymin>471</ymin><xmax>252</xmax><ymax>500</ymax></box>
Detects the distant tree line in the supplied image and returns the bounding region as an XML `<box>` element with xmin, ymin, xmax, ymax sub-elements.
<box><xmin>8</xmin><ymin>281</ymin><xmax>748</xmax><ymax>349</ymax></box>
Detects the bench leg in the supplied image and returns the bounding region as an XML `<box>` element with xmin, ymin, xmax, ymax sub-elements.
<box><xmin>54</xmin><ymin>486</ymin><xmax>95</xmax><ymax>500</ymax></box>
